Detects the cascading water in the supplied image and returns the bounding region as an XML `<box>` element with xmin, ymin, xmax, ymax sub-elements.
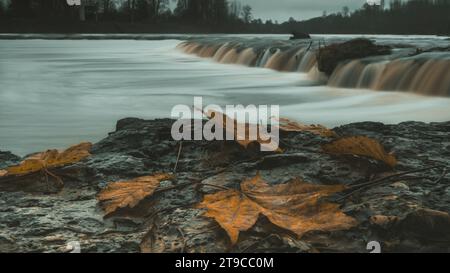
<box><xmin>328</xmin><ymin>53</ymin><xmax>450</xmax><ymax>96</ymax></box>
<box><xmin>176</xmin><ymin>39</ymin><xmax>319</xmax><ymax>74</ymax></box>
<box><xmin>178</xmin><ymin>38</ymin><xmax>450</xmax><ymax>97</ymax></box>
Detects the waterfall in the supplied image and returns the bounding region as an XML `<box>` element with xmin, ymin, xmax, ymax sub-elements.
<box><xmin>178</xmin><ymin>39</ymin><xmax>319</xmax><ymax>74</ymax></box>
<box><xmin>178</xmin><ymin>39</ymin><xmax>450</xmax><ymax>97</ymax></box>
<box><xmin>257</xmin><ymin>48</ymin><xmax>277</xmax><ymax>67</ymax></box>
<box><xmin>329</xmin><ymin>53</ymin><xmax>450</xmax><ymax>96</ymax></box>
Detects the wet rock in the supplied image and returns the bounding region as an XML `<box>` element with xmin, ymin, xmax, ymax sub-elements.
<box><xmin>410</xmin><ymin>45</ymin><xmax>450</xmax><ymax>56</ymax></box>
<box><xmin>395</xmin><ymin>209</ymin><xmax>450</xmax><ymax>241</ymax></box>
<box><xmin>317</xmin><ymin>38</ymin><xmax>391</xmax><ymax>76</ymax></box>
<box><xmin>0</xmin><ymin>151</ymin><xmax>21</xmax><ymax>169</ymax></box>
<box><xmin>0</xmin><ymin>118</ymin><xmax>449</xmax><ymax>253</ymax></box>
<box><xmin>255</xmin><ymin>153</ymin><xmax>310</xmax><ymax>170</ymax></box>
<box><xmin>0</xmin><ymin>172</ymin><xmax>63</xmax><ymax>194</ymax></box>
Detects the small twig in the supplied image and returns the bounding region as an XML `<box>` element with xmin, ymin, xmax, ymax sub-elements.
<box><xmin>154</xmin><ymin>180</ymin><xmax>199</xmax><ymax>195</ymax></box>
<box><xmin>349</xmin><ymin>165</ymin><xmax>444</xmax><ymax>191</ymax></box>
<box><xmin>230</xmin><ymin>156</ymin><xmax>262</xmax><ymax>167</ymax></box>
<box><xmin>44</xmin><ymin>168</ymin><xmax>64</xmax><ymax>187</ymax></box>
<box><xmin>153</xmin><ymin>177</ymin><xmax>233</xmax><ymax>195</ymax></box>
<box><xmin>201</xmin><ymin>182</ymin><xmax>233</xmax><ymax>192</ymax></box>
<box><xmin>173</xmin><ymin>141</ymin><xmax>183</xmax><ymax>173</ymax></box>
<box><xmin>178</xmin><ymin>227</ymin><xmax>186</xmax><ymax>253</ymax></box>
<box><xmin>43</xmin><ymin>169</ymin><xmax>49</xmax><ymax>191</ymax></box>
<box><xmin>150</xmin><ymin>174</ymin><xmax>234</xmax><ymax>201</ymax></box>
<box><xmin>337</xmin><ymin>165</ymin><xmax>445</xmax><ymax>202</ymax></box>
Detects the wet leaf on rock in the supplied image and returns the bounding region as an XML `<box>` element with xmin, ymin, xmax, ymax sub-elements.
<box><xmin>197</xmin><ymin>174</ymin><xmax>357</xmax><ymax>244</ymax></box>
<box><xmin>205</xmin><ymin>110</ymin><xmax>283</xmax><ymax>153</ymax></box>
<box><xmin>322</xmin><ymin>136</ymin><xmax>397</xmax><ymax>168</ymax></box>
<box><xmin>1</xmin><ymin>142</ymin><xmax>92</xmax><ymax>177</ymax></box>
<box><xmin>277</xmin><ymin>118</ymin><xmax>337</xmax><ymax>138</ymax></box>
<box><xmin>98</xmin><ymin>173</ymin><xmax>174</xmax><ymax>216</ymax></box>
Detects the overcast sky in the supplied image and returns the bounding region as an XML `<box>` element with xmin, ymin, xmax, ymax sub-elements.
<box><xmin>239</xmin><ymin>0</ymin><xmax>371</xmax><ymax>22</ymax></box>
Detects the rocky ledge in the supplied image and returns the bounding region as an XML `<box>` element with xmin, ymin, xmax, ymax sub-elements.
<box><xmin>317</xmin><ymin>38</ymin><xmax>392</xmax><ymax>76</ymax></box>
<box><xmin>1</xmin><ymin>118</ymin><xmax>450</xmax><ymax>253</ymax></box>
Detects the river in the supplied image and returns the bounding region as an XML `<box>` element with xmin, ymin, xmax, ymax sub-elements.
<box><xmin>1</xmin><ymin>34</ymin><xmax>449</xmax><ymax>155</ymax></box>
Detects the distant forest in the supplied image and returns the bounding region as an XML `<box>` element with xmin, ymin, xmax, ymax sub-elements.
<box><xmin>0</xmin><ymin>0</ymin><xmax>449</xmax><ymax>35</ymax></box>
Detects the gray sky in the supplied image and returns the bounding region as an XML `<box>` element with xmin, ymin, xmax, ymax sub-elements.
<box><xmin>239</xmin><ymin>0</ymin><xmax>370</xmax><ymax>22</ymax></box>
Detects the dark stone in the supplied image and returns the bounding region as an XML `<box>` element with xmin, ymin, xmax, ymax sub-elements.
<box><xmin>396</xmin><ymin>209</ymin><xmax>450</xmax><ymax>240</ymax></box>
<box><xmin>317</xmin><ymin>38</ymin><xmax>391</xmax><ymax>76</ymax></box>
<box><xmin>410</xmin><ymin>46</ymin><xmax>450</xmax><ymax>56</ymax></box>
<box><xmin>0</xmin><ymin>151</ymin><xmax>21</xmax><ymax>169</ymax></box>
<box><xmin>289</xmin><ymin>32</ymin><xmax>311</xmax><ymax>40</ymax></box>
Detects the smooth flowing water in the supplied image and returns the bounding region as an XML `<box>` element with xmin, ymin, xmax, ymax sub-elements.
<box><xmin>1</xmin><ymin>35</ymin><xmax>450</xmax><ymax>155</ymax></box>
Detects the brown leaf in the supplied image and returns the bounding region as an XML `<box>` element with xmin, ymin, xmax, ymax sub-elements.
<box><xmin>370</xmin><ymin>215</ymin><xmax>399</xmax><ymax>228</ymax></box>
<box><xmin>206</xmin><ymin>110</ymin><xmax>282</xmax><ymax>153</ymax></box>
<box><xmin>277</xmin><ymin>118</ymin><xmax>337</xmax><ymax>138</ymax></box>
<box><xmin>197</xmin><ymin>174</ymin><xmax>356</xmax><ymax>244</ymax></box>
<box><xmin>97</xmin><ymin>173</ymin><xmax>174</xmax><ymax>215</ymax></box>
<box><xmin>2</xmin><ymin>142</ymin><xmax>92</xmax><ymax>177</ymax></box>
<box><xmin>322</xmin><ymin>136</ymin><xmax>397</xmax><ymax>168</ymax></box>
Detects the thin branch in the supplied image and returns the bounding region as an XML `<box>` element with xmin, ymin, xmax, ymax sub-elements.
<box><xmin>178</xmin><ymin>227</ymin><xmax>186</xmax><ymax>253</ymax></box>
<box><xmin>154</xmin><ymin>180</ymin><xmax>200</xmax><ymax>195</ymax></box>
<box><xmin>337</xmin><ymin>165</ymin><xmax>446</xmax><ymax>202</ymax></box>
<box><xmin>201</xmin><ymin>182</ymin><xmax>233</xmax><ymax>192</ymax></box>
<box><xmin>348</xmin><ymin>165</ymin><xmax>444</xmax><ymax>191</ymax></box>
<box><xmin>43</xmin><ymin>168</ymin><xmax>64</xmax><ymax>187</ymax></box>
<box><xmin>173</xmin><ymin>141</ymin><xmax>183</xmax><ymax>173</ymax></box>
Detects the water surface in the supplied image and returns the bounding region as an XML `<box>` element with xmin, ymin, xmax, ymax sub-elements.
<box><xmin>1</xmin><ymin>35</ymin><xmax>450</xmax><ymax>155</ymax></box>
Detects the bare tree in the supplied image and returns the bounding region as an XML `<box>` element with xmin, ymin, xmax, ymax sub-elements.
<box><xmin>79</xmin><ymin>0</ymin><xmax>86</xmax><ymax>21</ymax></box>
<box><xmin>342</xmin><ymin>6</ymin><xmax>349</xmax><ymax>17</ymax></box>
<box><xmin>241</xmin><ymin>4</ymin><xmax>252</xmax><ymax>23</ymax></box>
<box><xmin>229</xmin><ymin>0</ymin><xmax>241</xmax><ymax>20</ymax></box>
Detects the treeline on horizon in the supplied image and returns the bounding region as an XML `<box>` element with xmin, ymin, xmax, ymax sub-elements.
<box><xmin>0</xmin><ymin>0</ymin><xmax>255</xmax><ymax>31</ymax></box>
<box><xmin>290</xmin><ymin>0</ymin><xmax>450</xmax><ymax>35</ymax></box>
<box><xmin>0</xmin><ymin>0</ymin><xmax>449</xmax><ymax>35</ymax></box>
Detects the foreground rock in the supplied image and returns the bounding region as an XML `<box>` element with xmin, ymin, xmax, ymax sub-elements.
<box><xmin>0</xmin><ymin>118</ymin><xmax>449</xmax><ymax>253</ymax></box>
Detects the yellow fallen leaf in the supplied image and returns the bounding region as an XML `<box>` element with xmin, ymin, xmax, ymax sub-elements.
<box><xmin>277</xmin><ymin>118</ymin><xmax>337</xmax><ymax>138</ymax></box>
<box><xmin>98</xmin><ymin>173</ymin><xmax>174</xmax><ymax>215</ymax></box>
<box><xmin>206</xmin><ymin>110</ymin><xmax>282</xmax><ymax>153</ymax></box>
<box><xmin>322</xmin><ymin>136</ymin><xmax>397</xmax><ymax>168</ymax></box>
<box><xmin>197</xmin><ymin>174</ymin><xmax>356</xmax><ymax>244</ymax></box>
<box><xmin>2</xmin><ymin>142</ymin><xmax>92</xmax><ymax>176</ymax></box>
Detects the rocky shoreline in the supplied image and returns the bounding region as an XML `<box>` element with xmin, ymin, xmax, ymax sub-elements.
<box><xmin>1</xmin><ymin>118</ymin><xmax>450</xmax><ymax>253</ymax></box>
